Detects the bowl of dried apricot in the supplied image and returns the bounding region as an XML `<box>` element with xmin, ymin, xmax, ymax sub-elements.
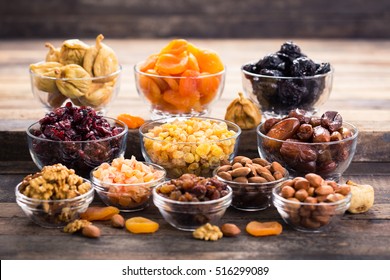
<box><xmin>91</xmin><ymin>156</ymin><xmax>166</xmax><ymax>212</ymax></box>
<box><xmin>272</xmin><ymin>173</ymin><xmax>352</xmax><ymax>232</ymax></box>
<box><xmin>214</xmin><ymin>156</ymin><xmax>289</xmax><ymax>211</ymax></box>
<box><xmin>15</xmin><ymin>164</ymin><xmax>94</xmax><ymax>228</ymax></box>
<box><xmin>134</xmin><ymin>39</ymin><xmax>225</xmax><ymax>119</ymax></box>
<box><xmin>139</xmin><ymin>117</ymin><xmax>241</xmax><ymax>179</ymax></box>
<box><xmin>153</xmin><ymin>174</ymin><xmax>232</xmax><ymax>231</ymax></box>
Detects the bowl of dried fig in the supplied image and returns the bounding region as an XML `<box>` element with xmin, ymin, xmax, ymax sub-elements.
<box><xmin>257</xmin><ymin>109</ymin><xmax>358</xmax><ymax>182</ymax></box>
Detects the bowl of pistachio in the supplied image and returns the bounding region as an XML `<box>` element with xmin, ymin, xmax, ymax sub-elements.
<box><xmin>30</xmin><ymin>34</ymin><xmax>122</xmax><ymax>114</ymax></box>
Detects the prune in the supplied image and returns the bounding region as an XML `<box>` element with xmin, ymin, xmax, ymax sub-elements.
<box><xmin>279</xmin><ymin>41</ymin><xmax>305</xmax><ymax>60</ymax></box>
<box><xmin>277</xmin><ymin>80</ymin><xmax>307</xmax><ymax>107</ymax></box>
<box><xmin>315</xmin><ymin>63</ymin><xmax>331</xmax><ymax>75</ymax></box>
<box><xmin>257</xmin><ymin>54</ymin><xmax>285</xmax><ymax>71</ymax></box>
<box><xmin>259</xmin><ymin>69</ymin><xmax>283</xmax><ymax>77</ymax></box>
<box><xmin>290</xmin><ymin>57</ymin><xmax>316</xmax><ymax>77</ymax></box>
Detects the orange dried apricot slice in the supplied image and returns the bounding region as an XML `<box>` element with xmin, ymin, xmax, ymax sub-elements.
<box><xmin>125</xmin><ymin>217</ymin><xmax>159</xmax><ymax>234</ymax></box>
<box><xmin>80</xmin><ymin>206</ymin><xmax>120</xmax><ymax>221</ymax></box>
<box><xmin>246</xmin><ymin>221</ymin><xmax>283</xmax><ymax>237</ymax></box>
<box><xmin>195</xmin><ymin>48</ymin><xmax>224</xmax><ymax>74</ymax></box>
<box><xmin>138</xmin><ymin>75</ymin><xmax>162</xmax><ymax>104</ymax></box>
<box><xmin>160</xmin><ymin>39</ymin><xmax>188</xmax><ymax>55</ymax></box>
<box><xmin>198</xmin><ymin>73</ymin><xmax>221</xmax><ymax>105</ymax></box>
<box><xmin>179</xmin><ymin>69</ymin><xmax>200</xmax><ymax>97</ymax></box>
<box><xmin>155</xmin><ymin>52</ymin><xmax>188</xmax><ymax>75</ymax></box>
<box><xmin>140</xmin><ymin>54</ymin><xmax>158</xmax><ymax>72</ymax></box>
<box><xmin>186</xmin><ymin>52</ymin><xmax>200</xmax><ymax>72</ymax></box>
<box><xmin>117</xmin><ymin>113</ymin><xmax>145</xmax><ymax>129</ymax></box>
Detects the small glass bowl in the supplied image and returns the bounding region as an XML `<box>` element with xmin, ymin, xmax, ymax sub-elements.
<box><xmin>90</xmin><ymin>163</ymin><xmax>166</xmax><ymax>212</ymax></box>
<box><xmin>153</xmin><ymin>182</ymin><xmax>232</xmax><ymax>231</ymax></box>
<box><xmin>214</xmin><ymin>167</ymin><xmax>289</xmax><ymax>211</ymax></box>
<box><xmin>134</xmin><ymin>62</ymin><xmax>225</xmax><ymax>119</ymax></box>
<box><xmin>272</xmin><ymin>185</ymin><xmax>352</xmax><ymax>232</ymax></box>
<box><xmin>27</xmin><ymin>117</ymin><xmax>128</xmax><ymax>178</ymax></box>
<box><xmin>30</xmin><ymin>62</ymin><xmax>122</xmax><ymax>114</ymax></box>
<box><xmin>15</xmin><ymin>179</ymin><xmax>94</xmax><ymax>228</ymax></box>
<box><xmin>139</xmin><ymin>117</ymin><xmax>241</xmax><ymax>179</ymax></box>
<box><xmin>257</xmin><ymin>121</ymin><xmax>358</xmax><ymax>182</ymax></box>
<box><xmin>242</xmin><ymin>63</ymin><xmax>333</xmax><ymax>119</ymax></box>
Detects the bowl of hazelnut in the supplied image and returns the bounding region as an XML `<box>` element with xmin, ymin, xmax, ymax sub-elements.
<box><xmin>153</xmin><ymin>174</ymin><xmax>232</xmax><ymax>231</ymax></box>
<box><xmin>214</xmin><ymin>156</ymin><xmax>289</xmax><ymax>211</ymax></box>
<box><xmin>257</xmin><ymin>109</ymin><xmax>358</xmax><ymax>182</ymax></box>
<box><xmin>139</xmin><ymin>116</ymin><xmax>241</xmax><ymax>179</ymax></box>
<box><xmin>15</xmin><ymin>164</ymin><xmax>95</xmax><ymax>228</ymax></box>
<box><xmin>242</xmin><ymin>41</ymin><xmax>333</xmax><ymax>119</ymax></box>
<box><xmin>91</xmin><ymin>156</ymin><xmax>166</xmax><ymax>212</ymax></box>
<box><xmin>272</xmin><ymin>173</ymin><xmax>352</xmax><ymax>232</ymax></box>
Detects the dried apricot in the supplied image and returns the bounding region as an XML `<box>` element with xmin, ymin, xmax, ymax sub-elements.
<box><xmin>139</xmin><ymin>75</ymin><xmax>162</xmax><ymax>104</ymax></box>
<box><xmin>125</xmin><ymin>217</ymin><xmax>159</xmax><ymax>234</ymax></box>
<box><xmin>140</xmin><ymin>54</ymin><xmax>158</xmax><ymax>72</ymax></box>
<box><xmin>160</xmin><ymin>39</ymin><xmax>188</xmax><ymax>55</ymax></box>
<box><xmin>194</xmin><ymin>48</ymin><xmax>224</xmax><ymax>74</ymax></box>
<box><xmin>155</xmin><ymin>52</ymin><xmax>188</xmax><ymax>75</ymax></box>
<box><xmin>246</xmin><ymin>221</ymin><xmax>283</xmax><ymax>237</ymax></box>
<box><xmin>198</xmin><ymin>74</ymin><xmax>221</xmax><ymax>105</ymax></box>
<box><xmin>80</xmin><ymin>206</ymin><xmax>120</xmax><ymax>221</ymax></box>
<box><xmin>117</xmin><ymin>113</ymin><xmax>145</xmax><ymax>129</ymax></box>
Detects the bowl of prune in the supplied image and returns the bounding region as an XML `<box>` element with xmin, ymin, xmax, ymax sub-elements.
<box><xmin>257</xmin><ymin>109</ymin><xmax>358</xmax><ymax>182</ymax></box>
<box><xmin>153</xmin><ymin>174</ymin><xmax>232</xmax><ymax>231</ymax></box>
<box><xmin>242</xmin><ymin>41</ymin><xmax>333</xmax><ymax>118</ymax></box>
<box><xmin>27</xmin><ymin>102</ymin><xmax>128</xmax><ymax>178</ymax></box>
<box><xmin>214</xmin><ymin>156</ymin><xmax>289</xmax><ymax>211</ymax></box>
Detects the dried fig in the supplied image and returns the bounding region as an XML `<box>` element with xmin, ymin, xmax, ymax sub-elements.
<box><xmin>59</xmin><ymin>39</ymin><xmax>89</xmax><ymax>66</ymax></box>
<box><xmin>45</xmin><ymin>43</ymin><xmax>61</xmax><ymax>62</ymax></box>
<box><xmin>55</xmin><ymin>64</ymin><xmax>91</xmax><ymax>99</ymax></box>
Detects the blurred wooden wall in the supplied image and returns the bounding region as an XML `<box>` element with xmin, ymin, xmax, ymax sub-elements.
<box><xmin>1</xmin><ymin>0</ymin><xmax>389</xmax><ymax>39</ymax></box>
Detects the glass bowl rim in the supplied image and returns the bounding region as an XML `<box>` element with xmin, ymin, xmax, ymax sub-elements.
<box><xmin>153</xmin><ymin>181</ymin><xmax>232</xmax><ymax>206</ymax></box>
<box><xmin>256</xmin><ymin>121</ymin><xmax>358</xmax><ymax>146</ymax></box>
<box><xmin>29</xmin><ymin>61</ymin><xmax>122</xmax><ymax>81</ymax></box>
<box><xmin>213</xmin><ymin>167</ymin><xmax>289</xmax><ymax>187</ymax></box>
<box><xmin>26</xmin><ymin>116</ymin><xmax>128</xmax><ymax>144</ymax></box>
<box><xmin>134</xmin><ymin>61</ymin><xmax>226</xmax><ymax>79</ymax></box>
<box><xmin>90</xmin><ymin>162</ymin><xmax>167</xmax><ymax>189</ymax></box>
<box><xmin>241</xmin><ymin>60</ymin><xmax>333</xmax><ymax>80</ymax></box>
<box><xmin>139</xmin><ymin>116</ymin><xmax>241</xmax><ymax>145</ymax></box>
<box><xmin>15</xmin><ymin>178</ymin><xmax>94</xmax><ymax>204</ymax></box>
<box><xmin>272</xmin><ymin>185</ymin><xmax>352</xmax><ymax>207</ymax></box>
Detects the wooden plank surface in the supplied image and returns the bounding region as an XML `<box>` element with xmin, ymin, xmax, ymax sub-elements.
<box><xmin>0</xmin><ymin>162</ymin><xmax>389</xmax><ymax>260</ymax></box>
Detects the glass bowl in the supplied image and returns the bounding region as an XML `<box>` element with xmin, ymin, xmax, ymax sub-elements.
<box><xmin>30</xmin><ymin>62</ymin><xmax>122</xmax><ymax>114</ymax></box>
<box><xmin>15</xmin><ymin>179</ymin><xmax>94</xmax><ymax>228</ymax></box>
<box><xmin>139</xmin><ymin>117</ymin><xmax>241</xmax><ymax>179</ymax></box>
<box><xmin>257</xmin><ymin>121</ymin><xmax>358</xmax><ymax>181</ymax></box>
<box><xmin>153</xmin><ymin>181</ymin><xmax>232</xmax><ymax>231</ymax></box>
<box><xmin>242</xmin><ymin>64</ymin><xmax>333</xmax><ymax>119</ymax></box>
<box><xmin>272</xmin><ymin>185</ymin><xmax>351</xmax><ymax>232</ymax></box>
<box><xmin>213</xmin><ymin>167</ymin><xmax>289</xmax><ymax>211</ymax></box>
<box><xmin>134</xmin><ymin>62</ymin><xmax>225</xmax><ymax>119</ymax></box>
<box><xmin>90</xmin><ymin>162</ymin><xmax>166</xmax><ymax>212</ymax></box>
<box><xmin>27</xmin><ymin>117</ymin><xmax>128</xmax><ymax>178</ymax></box>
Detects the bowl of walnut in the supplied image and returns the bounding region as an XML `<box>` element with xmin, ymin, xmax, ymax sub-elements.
<box><xmin>15</xmin><ymin>164</ymin><xmax>94</xmax><ymax>228</ymax></box>
<box><xmin>153</xmin><ymin>174</ymin><xmax>232</xmax><ymax>231</ymax></box>
<box><xmin>257</xmin><ymin>109</ymin><xmax>358</xmax><ymax>182</ymax></box>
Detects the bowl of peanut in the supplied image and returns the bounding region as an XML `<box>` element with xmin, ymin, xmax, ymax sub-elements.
<box><xmin>214</xmin><ymin>156</ymin><xmax>289</xmax><ymax>211</ymax></box>
<box><xmin>272</xmin><ymin>173</ymin><xmax>352</xmax><ymax>232</ymax></box>
<box><xmin>139</xmin><ymin>117</ymin><xmax>241</xmax><ymax>179</ymax></box>
<box><xmin>15</xmin><ymin>164</ymin><xmax>94</xmax><ymax>228</ymax></box>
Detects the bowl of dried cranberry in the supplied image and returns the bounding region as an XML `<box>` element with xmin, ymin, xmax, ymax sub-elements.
<box><xmin>153</xmin><ymin>174</ymin><xmax>232</xmax><ymax>231</ymax></box>
<box><xmin>242</xmin><ymin>41</ymin><xmax>333</xmax><ymax>119</ymax></box>
<box><xmin>27</xmin><ymin>102</ymin><xmax>128</xmax><ymax>177</ymax></box>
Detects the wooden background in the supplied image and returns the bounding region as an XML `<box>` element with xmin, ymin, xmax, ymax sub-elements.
<box><xmin>1</xmin><ymin>0</ymin><xmax>389</xmax><ymax>39</ymax></box>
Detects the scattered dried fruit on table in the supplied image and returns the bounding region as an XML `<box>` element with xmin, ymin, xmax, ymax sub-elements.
<box><xmin>80</xmin><ymin>206</ymin><xmax>120</xmax><ymax>221</ymax></box>
<box><xmin>246</xmin><ymin>221</ymin><xmax>283</xmax><ymax>237</ymax></box>
<box><xmin>63</xmin><ymin>219</ymin><xmax>92</xmax><ymax>233</ymax></box>
<box><xmin>125</xmin><ymin>217</ymin><xmax>159</xmax><ymax>234</ymax></box>
<box><xmin>220</xmin><ymin>223</ymin><xmax>241</xmax><ymax>237</ymax></box>
<box><xmin>117</xmin><ymin>113</ymin><xmax>145</xmax><ymax>129</ymax></box>
<box><xmin>225</xmin><ymin>92</ymin><xmax>262</xmax><ymax>130</ymax></box>
<box><xmin>346</xmin><ymin>180</ymin><xmax>375</xmax><ymax>214</ymax></box>
<box><xmin>81</xmin><ymin>224</ymin><xmax>101</xmax><ymax>238</ymax></box>
<box><xmin>111</xmin><ymin>214</ymin><xmax>125</xmax><ymax>228</ymax></box>
<box><xmin>193</xmin><ymin>223</ymin><xmax>223</xmax><ymax>241</ymax></box>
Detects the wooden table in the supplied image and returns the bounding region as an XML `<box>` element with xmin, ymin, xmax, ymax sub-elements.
<box><xmin>0</xmin><ymin>39</ymin><xmax>389</xmax><ymax>260</ymax></box>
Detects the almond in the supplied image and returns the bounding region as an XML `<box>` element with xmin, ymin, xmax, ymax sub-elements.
<box><xmin>220</xmin><ymin>223</ymin><xmax>241</xmax><ymax>237</ymax></box>
<box><xmin>82</xmin><ymin>225</ymin><xmax>101</xmax><ymax>238</ymax></box>
<box><xmin>111</xmin><ymin>214</ymin><xmax>125</xmax><ymax>228</ymax></box>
